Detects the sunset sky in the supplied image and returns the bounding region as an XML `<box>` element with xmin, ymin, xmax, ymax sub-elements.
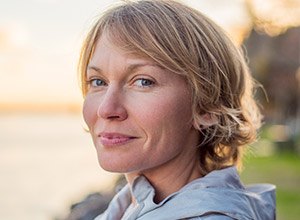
<box><xmin>0</xmin><ymin>0</ymin><xmax>250</xmax><ymax>110</ymax></box>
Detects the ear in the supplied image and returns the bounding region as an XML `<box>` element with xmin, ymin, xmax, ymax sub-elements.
<box><xmin>193</xmin><ymin>113</ymin><xmax>218</xmax><ymax>130</ymax></box>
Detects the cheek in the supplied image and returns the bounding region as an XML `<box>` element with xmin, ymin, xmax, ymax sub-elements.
<box><xmin>136</xmin><ymin>93</ymin><xmax>193</xmax><ymax>139</ymax></box>
<box><xmin>163</xmin><ymin>101</ymin><xmax>193</xmax><ymax>133</ymax></box>
<box><xmin>82</xmin><ymin>95</ymin><xmax>98</xmax><ymax>130</ymax></box>
<box><xmin>160</xmin><ymin>91</ymin><xmax>192</xmax><ymax>123</ymax></box>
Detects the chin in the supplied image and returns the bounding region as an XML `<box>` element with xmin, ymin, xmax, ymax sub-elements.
<box><xmin>98</xmin><ymin>158</ymin><xmax>139</xmax><ymax>174</ymax></box>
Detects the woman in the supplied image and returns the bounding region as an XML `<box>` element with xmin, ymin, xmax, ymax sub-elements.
<box><xmin>79</xmin><ymin>0</ymin><xmax>276</xmax><ymax>219</ymax></box>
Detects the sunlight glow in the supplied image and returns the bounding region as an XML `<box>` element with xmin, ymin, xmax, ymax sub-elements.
<box><xmin>1</xmin><ymin>0</ymin><xmax>299</xmax><ymax>112</ymax></box>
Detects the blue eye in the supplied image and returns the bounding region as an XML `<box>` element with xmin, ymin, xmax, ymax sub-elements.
<box><xmin>134</xmin><ymin>78</ymin><xmax>155</xmax><ymax>87</ymax></box>
<box><xmin>91</xmin><ymin>79</ymin><xmax>106</xmax><ymax>87</ymax></box>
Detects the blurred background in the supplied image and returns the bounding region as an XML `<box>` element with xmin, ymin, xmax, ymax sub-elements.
<box><xmin>0</xmin><ymin>0</ymin><xmax>299</xmax><ymax>219</ymax></box>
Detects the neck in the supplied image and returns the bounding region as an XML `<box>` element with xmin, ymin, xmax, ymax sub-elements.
<box><xmin>126</xmin><ymin>148</ymin><xmax>202</xmax><ymax>204</ymax></box>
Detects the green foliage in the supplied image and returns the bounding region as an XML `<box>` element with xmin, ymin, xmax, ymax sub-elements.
<box><xmin>241</xmin><ymin>153</ymin><xmax>300</xmax><ymax>220</ymax></box>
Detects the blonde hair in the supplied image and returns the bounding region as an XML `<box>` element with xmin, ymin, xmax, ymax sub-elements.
<box><xmin>79</xmin><ymin>0</ymin><xmax>262</xmax><ymax>175</ymax></box>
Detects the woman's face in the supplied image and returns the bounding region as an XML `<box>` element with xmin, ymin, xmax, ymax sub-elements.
<box><xmin>83</xmin><ymin>34</ymin><xmax>199</xmax><ymax>174</ymax></box>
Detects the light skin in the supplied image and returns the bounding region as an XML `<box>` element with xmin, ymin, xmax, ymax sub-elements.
<box><xmin>83</xmin><ymin>33</ymin><xmax>203</xmax><ymax>203</ymax></box>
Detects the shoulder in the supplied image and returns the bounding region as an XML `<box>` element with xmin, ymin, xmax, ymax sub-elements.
<box><xmin>188</xmin><ymin>214</ymin><xmax>234</xmax><ymax>220</ymax></box>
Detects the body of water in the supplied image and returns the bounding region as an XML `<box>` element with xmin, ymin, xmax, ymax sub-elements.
<box><xmin>0</xmin><ymin>112</ymin><xmax>117</xmax><ymax>220</ymax></box>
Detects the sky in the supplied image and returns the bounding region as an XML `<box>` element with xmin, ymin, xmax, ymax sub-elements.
<box><xmin>0</xmin><ymin>0</ymin><xmax>250</xmax><ymax>110</ymax></box>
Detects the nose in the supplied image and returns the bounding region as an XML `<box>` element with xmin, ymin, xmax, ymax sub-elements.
<box><xmin>97</xmin><ymin>86</ymin><xmax>128</xmax><ymax>121</ymax></box>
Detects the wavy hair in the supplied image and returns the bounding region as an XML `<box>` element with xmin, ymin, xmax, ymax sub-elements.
<box><xmin>78</xmin><ymin>0</ymin><xmax>262</xmax><ymax>175</ymax></box>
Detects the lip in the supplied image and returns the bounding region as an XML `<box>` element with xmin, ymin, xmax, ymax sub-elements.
<box><xmin>98</xmin><ymin>132</ymin><xmax>137</xmax><ymax>147</ymax></box>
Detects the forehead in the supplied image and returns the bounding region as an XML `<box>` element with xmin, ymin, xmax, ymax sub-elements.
<box><xmin>89</xmin><ymin>33</ymin><xmax>154</xmax><ymax>67</ymax></box>
<box><xmin>95</xmin><ymin>29</ymin><xmax>145</xmax><ymax>55</ymax></box>
<box><xmin>88</xmin><ymin>30</ymin><xmax>188</xmax><ymax>80</ymax></box>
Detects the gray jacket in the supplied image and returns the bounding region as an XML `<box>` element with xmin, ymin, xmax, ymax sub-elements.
<box><xmin>95</xmin><ymin>167</ymin><xmax>276</xmax><ymax>220</ymax></box>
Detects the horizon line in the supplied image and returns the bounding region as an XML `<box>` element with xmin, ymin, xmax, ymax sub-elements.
<box><xmin>0</xmin><ymin>102</ymin><xmax>82</xmax><ymax>114</ymax></box>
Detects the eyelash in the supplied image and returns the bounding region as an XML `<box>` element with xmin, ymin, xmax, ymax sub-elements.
<box><xmin>85</xmin><ymin>77</ymin><xmax>156</xmax><ymax>89</ymax></box>
<box><xmin>86</xmin><ymin>78</ymin><xmax>107</xmax><ymax>88</ymax></box>
<box><xmin>133</xmin><ymin>78</ymin><xmax>155</xmax><ymax>87</ymax></box>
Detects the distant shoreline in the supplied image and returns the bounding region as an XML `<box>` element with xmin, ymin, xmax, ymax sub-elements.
<box><xmin>0</xmin><ymin>102</ymin><xmax>82</xmax><ymax>114</ymax></box>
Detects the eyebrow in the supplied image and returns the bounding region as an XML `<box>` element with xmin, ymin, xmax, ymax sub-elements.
<box><xmin>87</xmin><ymin>62</ymin><xmax>162</xmax><ymax>76</ymax></box>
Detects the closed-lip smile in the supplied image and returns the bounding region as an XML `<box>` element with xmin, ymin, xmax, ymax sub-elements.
<box><xmin>99</xmin><ymin>132</ymin><xmax>137</xmax><ymax>146</ymax></box>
